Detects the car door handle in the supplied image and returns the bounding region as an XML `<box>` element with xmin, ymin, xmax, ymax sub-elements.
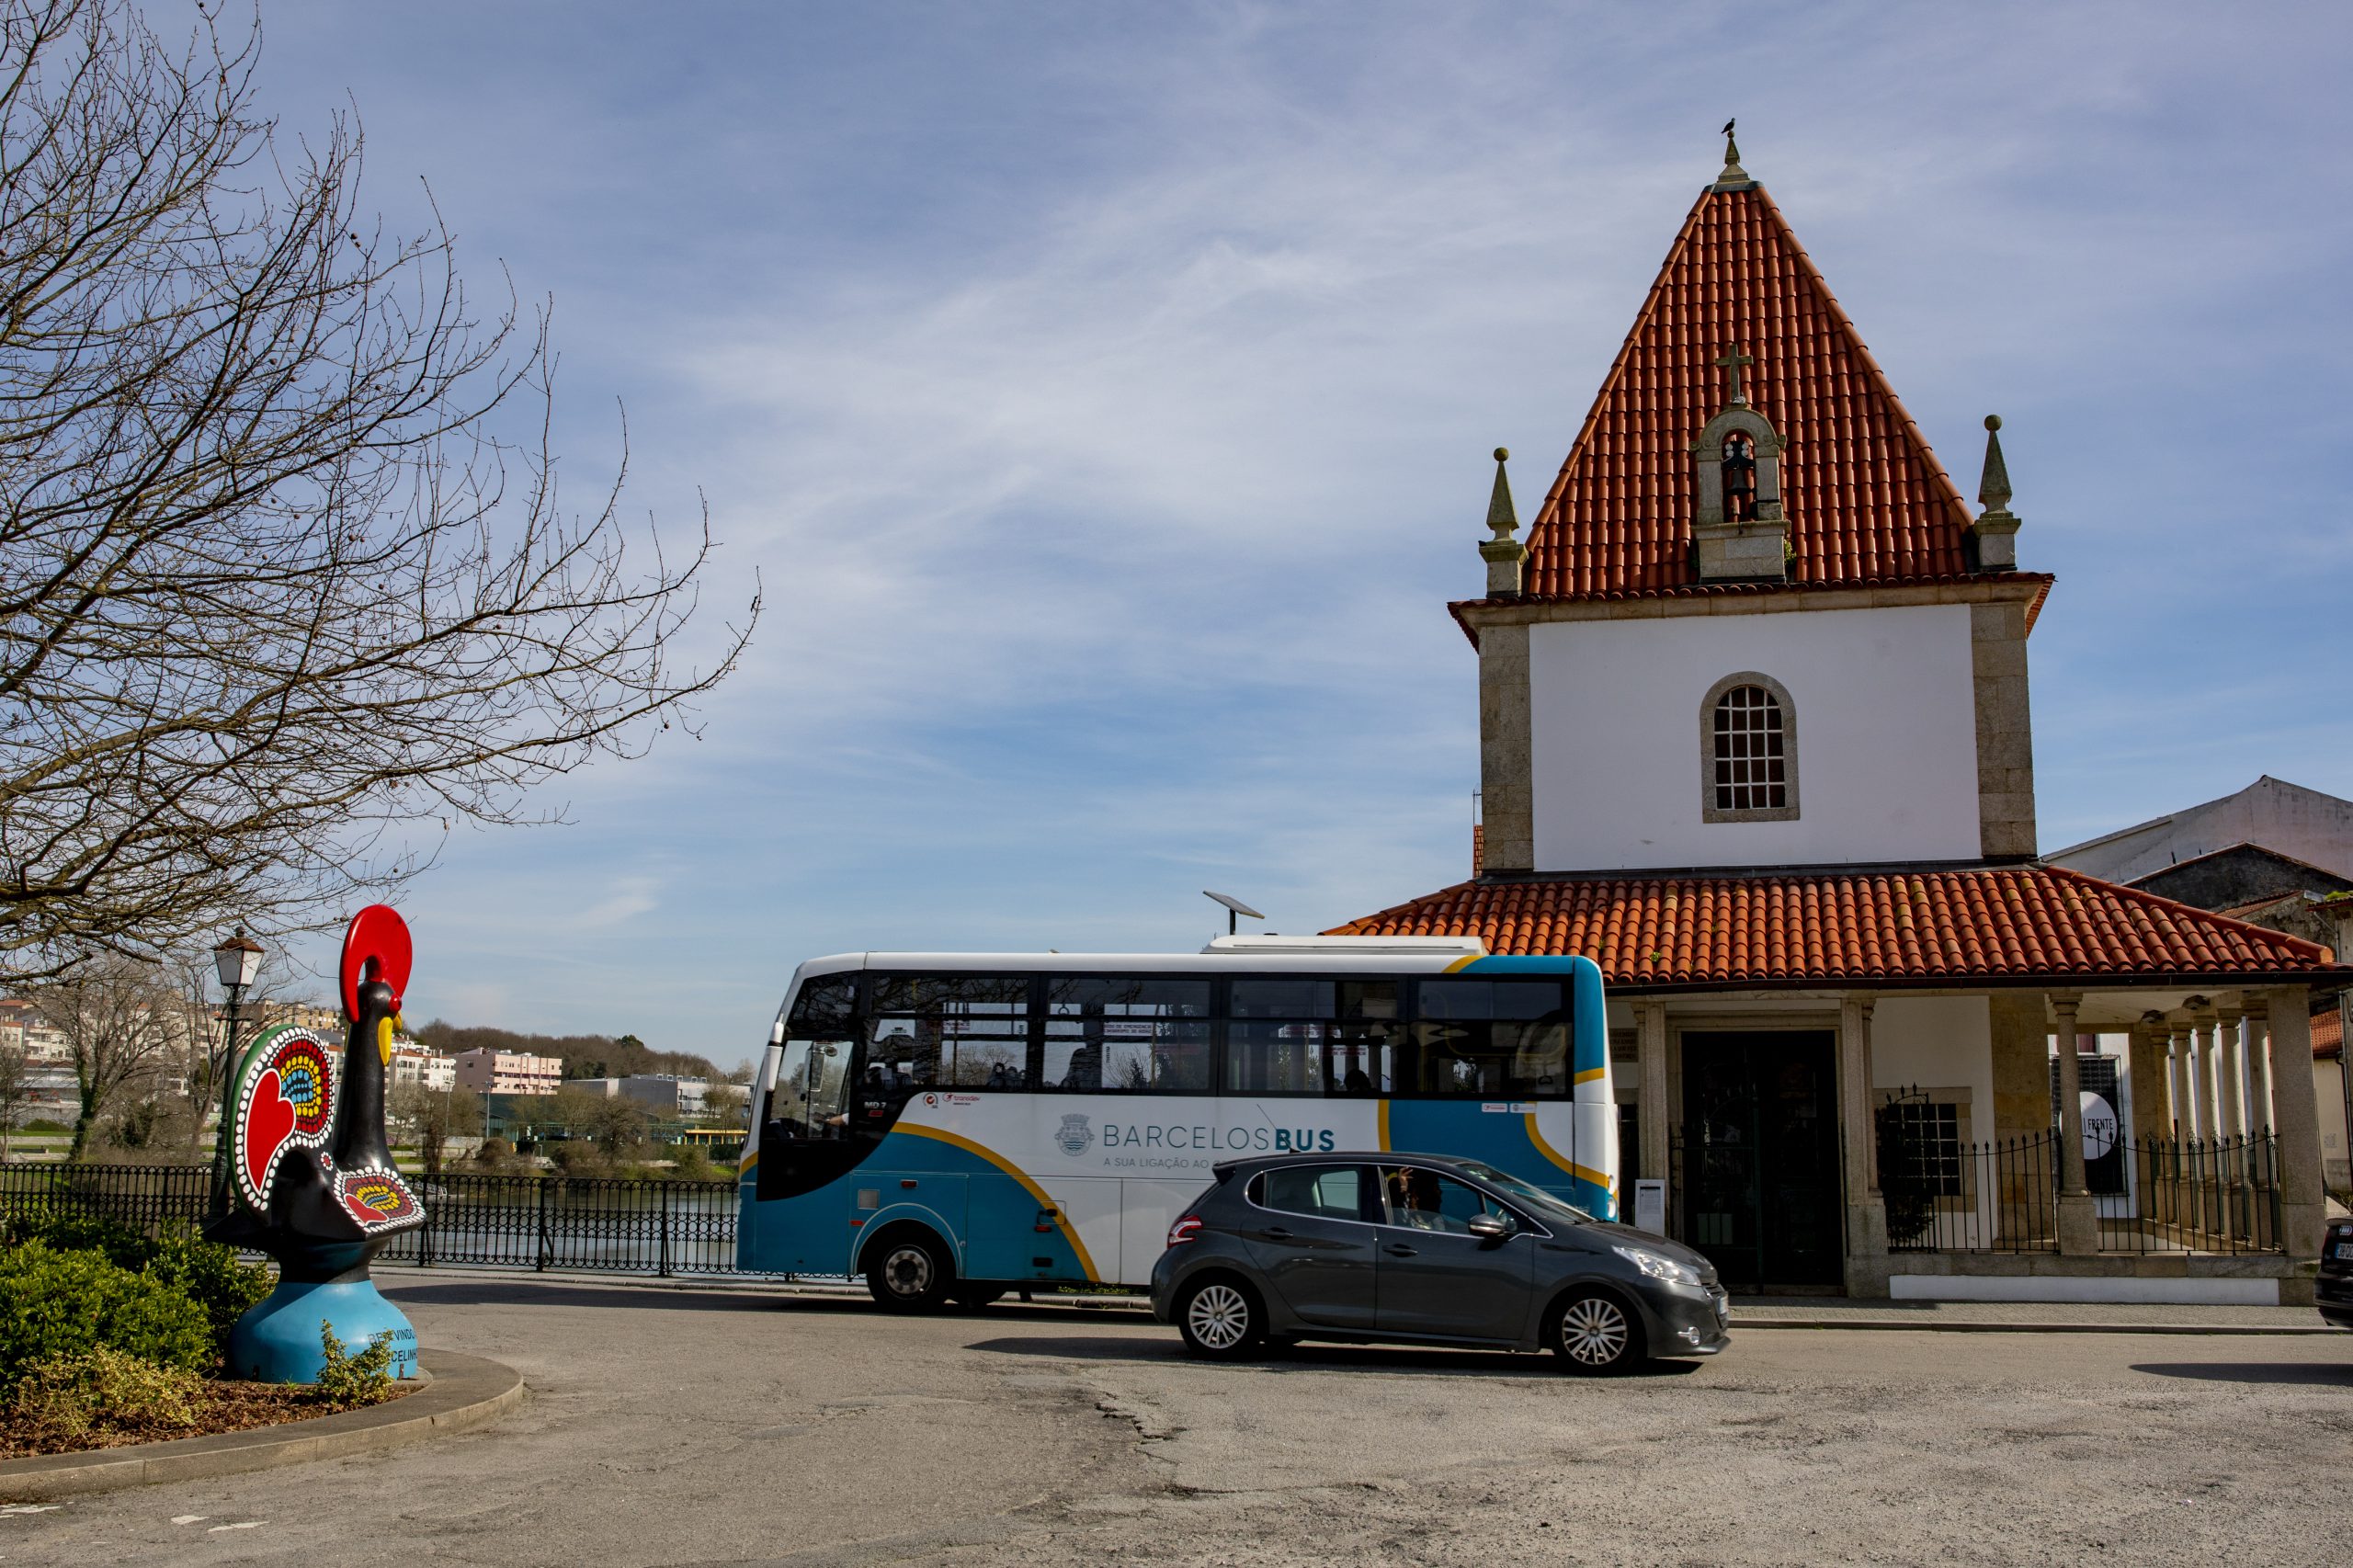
<box><xmin>1253</xmin><ymin>1227</ymin><xmax>1294</xmax><ymax>1241</ymax></box>
<box><xmin>1383</xmin><ymin>1244</ymin><xmax>1417</xmax><ymax>1257</ymax></box>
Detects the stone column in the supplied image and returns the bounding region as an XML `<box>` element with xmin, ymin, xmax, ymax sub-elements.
<box><xmin>2244</xmin><ymin>1008</ymin><xmax>2273</xmax><ymax>1134</ymax></box>
<box><xmin>2051</xmin><ymin>996</ymin><xmax>2098</xmax><ymax>1256</ymax></box>
<box><xmin>2188</xmin><ymin>1006</ymin><xmax>2218</xmax><ymax>1143</ymax></box>
<box><xmin>2266</xmin><ymin>991</ymin><xmax>2325</xmax><ymax>1264</ymax></box>
<box><xmin>2128</xmin><ymin>1015</ymin><xmax>2169</xmax><ymax>1146</ymax></box>
<box><xmin>2165</xmin><ymin>1025</ymin><xmax>2187</xmax><ymax>1135</ymax></box>
<box><xmin>1635</xmin><ymin>1000</ymin><xmax>1669</xmax><ymax>1184</ymax></box>
<box><xmin>2217</xmin><ymin>1009</ymin><xmax>2246</xmax><ymax>1144</ymax></box>
<box><xmin>1839</xmin><ymin>995</ymin><xmax>1888</xmax><ymax>1295</ymax></box>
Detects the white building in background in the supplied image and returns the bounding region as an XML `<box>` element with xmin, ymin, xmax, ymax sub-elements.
<box><xmin>391</xmin><ymin>1046</ymin><xmax>457</xmax><ymax>1092</ymax></box>
<box><xmin>452</xmin><ymin>1048</ymin><xmax>561</xmax><ymax>1096</ymax></box>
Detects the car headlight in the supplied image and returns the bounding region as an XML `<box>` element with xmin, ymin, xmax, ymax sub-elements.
<box><xmin>1613</xmin><ymin>1244</ymin><xmax>1703</xmax><ymax>1288</ymax></box>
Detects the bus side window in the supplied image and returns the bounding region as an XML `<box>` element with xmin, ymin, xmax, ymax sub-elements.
<box><xmin>1046</xmin><ymin>978</ymin><xmax>1211</xmax><ymax>1094</ymax></box>
<box><xmin>1413</xmin><ymin>981</ymin><xmax>1570</xmax><ymax>1097</ymax></box>
<box><xmin>869</xmin><ymin>974</ymin><xmax>1031</xmax><ymax>1090</ymax></box>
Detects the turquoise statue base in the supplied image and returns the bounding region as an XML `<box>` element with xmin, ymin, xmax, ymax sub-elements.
<box><xmin>228</xmin><ymin>1277</ymin><xmax>421</xmax><ymax>1383</ymax></box>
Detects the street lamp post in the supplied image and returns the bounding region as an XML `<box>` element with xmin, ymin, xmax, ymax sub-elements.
<box><xmin>206</xmin><ymin>931</ymin><xmax>264</xmax><ymax>1221</ymax></box>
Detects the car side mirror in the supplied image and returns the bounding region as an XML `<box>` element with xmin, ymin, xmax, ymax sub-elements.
<box><xmin>1467</xmin><ymin>1212</ymin><xmax>1515</xmax><ymax>1242</ymax></box>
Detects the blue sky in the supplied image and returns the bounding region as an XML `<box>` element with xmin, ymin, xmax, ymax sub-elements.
<box><xmin>240</xmin><ymin>2</ymin><xmax>2349</xmax><ymax>1063</ymax></box>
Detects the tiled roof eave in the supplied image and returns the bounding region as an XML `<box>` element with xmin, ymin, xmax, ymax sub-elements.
<box><xmin>1327</xmin><ymin>864</ymin><xmax>2348</xmax><ymax>990</ymax></box>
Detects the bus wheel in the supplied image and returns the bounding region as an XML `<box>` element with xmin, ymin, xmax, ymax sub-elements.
<box><xmin>1176</xmin><ymin>1277</ymin><xmax>1262</xmax><ymax>1359</ymax></box>
<box><xmin>951</xmin><ymin>1285</ymin><xmax>1006</xmax><ymax>1312</ymax></box>
<box><xmin>865</xmin><ymin>1232</ymin><xmax>952</xmax><ymax>1312</ymax></box>
<box><xmin>1549</xmin><ymin>1288</ymin><xmax>1644</xmax><ymax>1375</ymax></box>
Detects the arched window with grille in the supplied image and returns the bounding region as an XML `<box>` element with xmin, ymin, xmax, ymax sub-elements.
<box><xmin>1700</xmin><ymin>673</ymin><xmax>1799</xmax><ymax>824</ymax></box>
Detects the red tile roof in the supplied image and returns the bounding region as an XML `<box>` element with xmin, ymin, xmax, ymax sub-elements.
<box><xmin>1517</xmin><ymin>177</ymin><xmax>2019</xmax><ymax>602</ymax></box>
<box><xmin>1329</xmin><ymin>865</ymin><xmax>2346</xmax><ymax>991</ymax></box>
<box><xmin>2317</xmin><ymin>1007</ymin><xmax>2343</xmax><ymax>1059</ymax></box>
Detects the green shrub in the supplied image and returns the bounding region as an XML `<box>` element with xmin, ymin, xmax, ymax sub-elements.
<box><xmin>0</xmin><ymin>1242</ymin><xmax>214</xmax><ymax>1382</ymax></box>
<box><xmin>310</xmin><ymin>1322</ymin><xmax>396</xmax><ymax>1407</ymax></box>
<box><xmin>144</xmin><ymin>1228</ymin><xmax>272</xmax><ymax>1357</ymax></box>
<box><xmin>10</xmin><ymin>1346</ymin><xmax>201</xmax><ymax>1440</ymax></box>
<box><xmin>0</xmin><ymin>1211</ymin><xmax>153</xmax><ymax>1270</ymax></box>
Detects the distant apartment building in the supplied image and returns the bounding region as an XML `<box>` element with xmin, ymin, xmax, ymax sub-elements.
<box><xmin>391</xmin><ymin>1046</ymin><xmax>458</xmax><ymax>1093</ymax></box>
<box><xmin>257</xmin><ymin>1000</ymin><xmax>347</xmax><ymax>1037</ymax></box>
<box><xmin>569</xmin><ymin>1074</ymin><xmax>719</xmax><ymax>1117</ymax></box>
<box><xmin>0</xmin><ymin>997</ymin><xmax>76</xmax><ymax>1119</ymax></box>
<box><xmin>452</xmin><ymin>1048</ymin><xmax>562</xmax><ymax>1096</ymax></box>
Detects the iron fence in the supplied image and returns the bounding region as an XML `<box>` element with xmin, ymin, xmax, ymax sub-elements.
<box><xmin>0</xmin><ymin>1162</ymin><xmax>746</xmax><ymax>1276</ymax></box>
<box><xmin>2095</xmin><ymin>1134</ymin><xmax>2281</xmax><ymax>1256</ymax></box>
<box><xmin>1873</xmin><ymin>1120</ymin><xmax>2284</xmax><ymax>1256</ymax></box>
<box><xmin>1879</xmin><ymin>1128</ymin><xmax>2061</xmax><ymax>1254</ymax></box>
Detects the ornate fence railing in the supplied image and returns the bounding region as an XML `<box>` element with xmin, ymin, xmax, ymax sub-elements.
<box><xmin>1874</xmin><ymin>1122</ymin><xmax>2283</xmax><ymax>1256</ymax></box>
<box><xmin>1880</xmin><ymin>1128</ymin><xmax>2060</xmax><ymax>1255</ymax></box>
<box><xmin>2093</xmin><ymin>1134</ymin><xmax>2281</xmax><ymax>1256</ymax></box>
<box><xmin>0</xmin><ymin>1162</ymin><xmax>747</xmax><ymax>1276</ymax></box>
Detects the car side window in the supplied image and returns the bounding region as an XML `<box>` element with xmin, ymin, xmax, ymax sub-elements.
<box><xmin>1377</xmin><ymin>1166</ymin><xmax>1507</xmax><ymax>1234</ymax></box>
<box><xmin>1258</xmin><ymin>1164</ymin><xmax>1370</xmax><ymax>1222</ymax></box>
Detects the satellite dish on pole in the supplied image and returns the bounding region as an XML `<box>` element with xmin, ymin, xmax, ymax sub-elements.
<box><xmin>1203</xmin><ymin>890</ymin><xmax>1265</xmax><ymax>937</ymax></box>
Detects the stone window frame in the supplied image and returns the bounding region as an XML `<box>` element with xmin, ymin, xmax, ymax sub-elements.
<box><xmin>1699</xmin><ymin>671</ymin><xmax>1800</xmax><ymax>824</ymax></box>
<box><xmin>1875</xmin><ymin>1085</ymin><xmax>1976</xmax><ymax>1212</ymax></box>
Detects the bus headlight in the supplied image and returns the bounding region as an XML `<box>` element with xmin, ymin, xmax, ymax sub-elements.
<box><xmin>1613</xmin><ymin>1245</ymin><xmax>1702</xmax><ymax>1289</ymax></box>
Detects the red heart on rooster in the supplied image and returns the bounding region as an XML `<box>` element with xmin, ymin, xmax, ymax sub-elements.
<box><xmin>240</xmin><ymin>1068</ymin><xmax>297</xmax><ymax>1202</ymax></box>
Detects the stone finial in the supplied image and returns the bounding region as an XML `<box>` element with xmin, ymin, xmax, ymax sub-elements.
<box><xmin>1969</xmin><ymin>414</ymin><xmax>2021</xmax><ymax>572</ymax></box>
<box><xmin>1478</xmin><ymin>447</ymin><xmax>1527</xmax><ymax>597</ymax></box>
<box><xmin>1711</xmin><ymin>118</ymin><xmax>1756</xmax><ymax>192</ymax></box>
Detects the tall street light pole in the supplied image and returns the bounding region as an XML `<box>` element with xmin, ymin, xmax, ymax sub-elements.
<box><xmin>207</xmin><ymin>931</ymin><xmax>264</xmax><ymax>1221</ymax></box>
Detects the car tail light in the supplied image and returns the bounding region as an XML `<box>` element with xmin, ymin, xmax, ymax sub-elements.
<box><xmin>1166</xmin><ymin>1214</ymin><xmax>1202</xmax><ymax>1247</ymax></box>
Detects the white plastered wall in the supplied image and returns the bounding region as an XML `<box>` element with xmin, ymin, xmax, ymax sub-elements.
<box><xmin>1870</xmin><ymin>996</ymin><xmax>1993</xmax><ymax>1126</ymax></box>
<box><xmin>1528</xmin><ymin>604</ymin><xmax>1980</xmax><ymax>870</ymax></box>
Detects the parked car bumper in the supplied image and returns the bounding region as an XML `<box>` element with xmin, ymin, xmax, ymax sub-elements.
<box><xmin>1633</xmin><ymin>1280</ymin><xmax>1733</xmax><ymax>1358</ymax></box>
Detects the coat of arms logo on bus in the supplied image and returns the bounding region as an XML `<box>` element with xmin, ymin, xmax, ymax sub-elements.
<box><xmin>1055</xmin><ymin>1113</ymin><xmax>1096</xmax><ymax>1156</ymax></box>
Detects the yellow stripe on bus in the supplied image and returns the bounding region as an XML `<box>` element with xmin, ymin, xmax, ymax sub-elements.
<box><xmin>1573</xmin><ymin>1066</ymin><xmax>1607</xmax><ymax>1085</ymax></box>
<box><xmin>1376</xmin><ymin>1099</ymin><xmax>1392</xmax><ymax>1152</ymax></box>
<box><xmin>1524</xmin><ymin>1112</ymin><xmax>1614</xmax><ymax>1194</ymax></box>
<box><xmin>894</xmin><ymin>1123</ymin><xmax>1101</xmax><ymax>1283</ymax></box>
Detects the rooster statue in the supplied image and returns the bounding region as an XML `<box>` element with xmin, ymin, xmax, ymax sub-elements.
<box><xmin>208</xmin><ymin>905</ymin><xmax>426</xmax><ymax>1382</ymax></box>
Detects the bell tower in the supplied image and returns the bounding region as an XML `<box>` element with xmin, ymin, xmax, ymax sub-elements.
<box><xmin>1688</xmin><ymin>342</ymin><xmax>1790</xmax><ymax>582</ymax></box>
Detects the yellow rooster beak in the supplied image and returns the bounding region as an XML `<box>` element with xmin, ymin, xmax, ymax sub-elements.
<box><xmin>377</xmin><ymin>1014</ymin><xmax>398</xmax><ymax>1066</ymax></box>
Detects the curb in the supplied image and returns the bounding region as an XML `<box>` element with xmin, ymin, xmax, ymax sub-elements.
<box><xmin>1734</xmin><ymin>1317</ymin><xmax>2341</xmax><ymax>1337</ymax></box>
<box><xmin>0</xmin><ymin>1348</ymin><xmax>524</xmax><ymax>1501</ymax></box>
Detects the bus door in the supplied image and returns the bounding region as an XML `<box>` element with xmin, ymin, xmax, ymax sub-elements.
<box><xmin>756</xmin><ymin>1034</ymin><xmax>862</xmax><ymax>1201</ymax></box>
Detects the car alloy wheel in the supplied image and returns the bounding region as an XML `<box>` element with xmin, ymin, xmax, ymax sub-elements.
<box><xmin>1181</xmin><ymin>1280</ymin><xmax>1256</xmax><ymax>1356</ymax></box>
<box><xmin>1556</xmin><ymin>1292</ymin><xmax>1634</xmax><ymax>1372</ymax></box>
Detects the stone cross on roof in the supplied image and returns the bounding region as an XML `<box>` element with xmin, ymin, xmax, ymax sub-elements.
<box><xmin>1713</xmin><ymin>343</ymin><xmax>1753</xmax><ymax>406</ymax></box>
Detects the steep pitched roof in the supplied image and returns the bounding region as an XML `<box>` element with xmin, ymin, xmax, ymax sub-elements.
<box><xmin>1328</xmin><ymin>865</ymin><xmax>2346</xmax><ymax>991</ymax></box>
<box><xmin>1516</xmin><ymin>176</ymin><xmax>2007</xmax><ymax>602</ymax></box>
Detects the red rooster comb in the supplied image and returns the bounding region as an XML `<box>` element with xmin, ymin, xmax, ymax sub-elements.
<box><xmin>339</xmin><ymin>904</ymin><xmax>414</xmax><ymax>1021</ymax></box>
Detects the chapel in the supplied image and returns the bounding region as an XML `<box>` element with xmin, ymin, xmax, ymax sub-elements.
<box><xmin>1333</xmin><ymin>135</ymin><xmax>2347</xmax><ymax>1300</ymax></box>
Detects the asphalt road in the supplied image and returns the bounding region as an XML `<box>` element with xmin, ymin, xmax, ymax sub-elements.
<box><xmin>5</xmin><ymin>1277</ymin><xmax>2349</xmax><ymax>1567</ymax></box>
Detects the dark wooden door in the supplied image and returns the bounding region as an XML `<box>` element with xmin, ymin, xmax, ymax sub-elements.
<box><xmin>1679</xmin><ymin>1031</ymin><xmax>1842</xmax><ymax>1289</ymax></box>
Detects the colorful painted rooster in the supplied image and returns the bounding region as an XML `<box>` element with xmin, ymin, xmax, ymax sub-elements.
<box><xmin>209</xmin><ymin>906</ymin><xmax>426</xmax><ymax>1378</ymax></box>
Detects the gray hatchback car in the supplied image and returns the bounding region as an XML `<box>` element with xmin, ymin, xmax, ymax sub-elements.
<box><xmin>1149</xmin><ymin>1152</ymin><xmax>1730</xmax><ymax>1373</ymax></box>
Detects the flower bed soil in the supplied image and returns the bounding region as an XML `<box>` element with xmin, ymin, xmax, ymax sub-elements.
<box><xmin>0</xmin><ymin>1379</ymin><xmax>412</xmax><ymax>1459</ymax></box>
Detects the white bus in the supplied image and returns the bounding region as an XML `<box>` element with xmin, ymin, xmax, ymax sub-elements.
<box><xmin>736</xmin><ymin>937</ymin><xmax>1616</xmax><ymax>1307</ymax></box>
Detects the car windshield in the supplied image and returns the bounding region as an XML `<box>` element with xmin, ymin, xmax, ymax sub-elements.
<box><xmin>1454</xmin><ymin>1160</ymin><xmax>1597</xmax><ymax>1224</ymax></box>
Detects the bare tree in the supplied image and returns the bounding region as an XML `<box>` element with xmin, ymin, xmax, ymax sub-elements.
<box><xmin>0</xmin><ymin>1</ymin><xmax>757</xmax><ymax>983</ymax></box>
<box><xmin>0</xmin><ymin>1029</ymin><xmax>26</xmax><ymax>1156</ymax></box>
<box><xmin>28</xmin><ymin>952</ymin><xmax>183</xmax><ymax>1158</ymax></box>
<box><xmin>701</xmin><ymin>1083</ymin><xmax>746</xmax><ymax>1128</ymax></box>
<box><xmin>390</xmin><ymin>1079</ymin><xmax>480</xmax><ymax>1177</ymax></box>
